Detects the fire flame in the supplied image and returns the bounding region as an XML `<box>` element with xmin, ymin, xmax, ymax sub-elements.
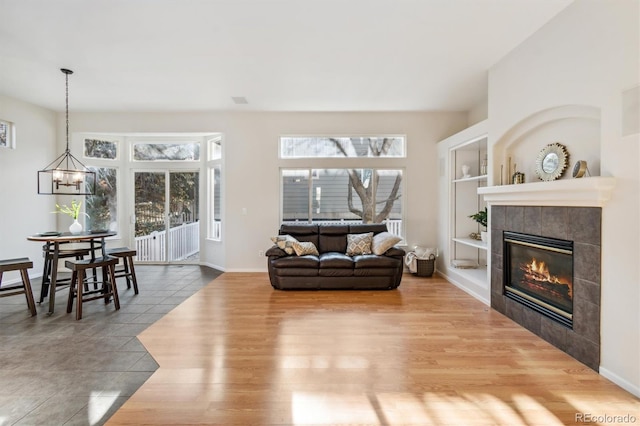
<box><xmin>530</xmin><ymin>258</ymin><xmax>550</xmax><ymax>279</ymax></box>
<box><xmin>522</xmin><ymin>257</ymin><xmax>572</xmax><ymax>297</ymax></box>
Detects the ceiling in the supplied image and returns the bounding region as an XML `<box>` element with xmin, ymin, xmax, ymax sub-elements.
<box><xmin>0</xmin><ymin>0</ymin><xmax>573</xmax><ymax>113</ymax></box>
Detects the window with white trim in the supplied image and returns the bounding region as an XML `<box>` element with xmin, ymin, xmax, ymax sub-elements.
<box><xmin>208</xmin><ymin>137</ymin><xmax>222</xmax><ymax>241</ymax></box>
<box><xmin>279</xmin><ymin>136</ymin><xmax>405</xmax><ymax>239</ymax></box>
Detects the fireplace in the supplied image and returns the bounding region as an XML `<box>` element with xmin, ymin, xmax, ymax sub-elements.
<box><xmin>490</xmin><ymin>206</ymin><xmax>601</xmax><ymax>371</ymax></box>
<box><xmin>503</xmin><ymin>232</ymin><xmax>573</xmax><ymax>328</ymax></box>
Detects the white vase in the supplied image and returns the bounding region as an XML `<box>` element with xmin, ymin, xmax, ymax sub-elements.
<box><xmin>480</xmin><ymin>231</ymin><xmax>488</xmax><ymax>243</ymax></box>
<box><xmin>69</xmin><ymin>219</ymin><xmax>82</xmax><ymax>234</ymax></box>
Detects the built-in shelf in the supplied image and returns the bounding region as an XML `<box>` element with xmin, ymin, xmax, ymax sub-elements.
<box><xmin>478</xmin><ymin>177</ymin><xmax>616</xmax><ymax>207</ymax></box>
<box><xmin>452</xmin><ymin>175</ymin><xmax>488</xmax><ymax>183</ymax></box>
<box><xmin>452</xmin><ymin>237</ymin><xmax>487</xmax><ymax>250</ymax></box>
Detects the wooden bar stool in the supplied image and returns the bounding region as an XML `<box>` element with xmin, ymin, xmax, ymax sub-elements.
<box><xmin>106</xmin><ymin>247</ymin><xmax>139</xmax><ymax>295</ymax></box>
<box><xmin>65</xmin><ymin>256</ymin><xmax>120</xmax><ymax>320</ymax></box>
<box><xmin>39</xmin><ymin>243</ymin><xmax>91</xmax><ymax>303</ymax></box>
<box><xmin>0</xmin><ymin>258</ymin><xmax>37</xmax><ymax>316</ymax></box>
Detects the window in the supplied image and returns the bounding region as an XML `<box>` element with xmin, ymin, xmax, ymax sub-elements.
<box><xmin>280</xmin><ymin>136</ymin><xmax>405</xmax><ymax>158</ymax></box>
<box><xmin>85</xmin><ymin>167</ymin><xmax>118</xmax><ymax>232</ymax></box>
<box><xmin>133</xmin><ymin>142</ymin><xmax>200</xmax><ymax>161</ymax></box>
<box><xmin>209</xmin><ymin>138</ymin><xmax>222</xmax><ymax>160</ymax></box>
<box><xmin>210</xmin><ymin>165</ymin><xmax>222</xmax><ymax>240</ymax></box>
<box><xmin>281</xmin><ymin>168</ymin><xmax>403</xmax><ymax>237</ymax></box>
<box><xmin>84</xmin><ymin>138</ymin><xmax>118</xmax><ymax>159</ymax></box>
<box><xmin>280</xmin><ymin>135</ymin><xmax>405</xmax><ymax>238</ymax></box>
<box><xmin>0</xmin><ymin>119</ymin><xmax>15</xmax><ymax>149</ymax></box>
<box><xmin>208</xmin><ymin>137</ymin><xmax>223</xmax><ymax>241</ymax></box>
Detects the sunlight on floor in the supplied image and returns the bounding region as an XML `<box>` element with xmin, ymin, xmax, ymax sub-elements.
<box><xmin>88</xmin><ymin>392</ymin><xmax>121</xmax><ymax>425</ymax></box>
<box><xmin>292</xmin><ymin>392</ymin><xmax>380</xmax><ymax>424</ymax></box>
<box><xmin>289</xmin><ymin>391</ymin><xmax>571</xmax><ymax>426</ymax></box>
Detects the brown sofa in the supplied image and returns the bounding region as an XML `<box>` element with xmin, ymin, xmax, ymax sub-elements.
<box><xmin>266</xmin><ymin>223</ymin><xmax>405</xmax><ymax>290</ymax></box>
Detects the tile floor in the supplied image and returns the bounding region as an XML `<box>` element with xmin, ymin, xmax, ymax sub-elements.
<box><xmin>0</xmin><ymin>264</ymin><xmax>222</xmax><ymax>426</ymax></box>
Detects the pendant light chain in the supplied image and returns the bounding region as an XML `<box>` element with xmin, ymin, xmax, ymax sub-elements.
<box><xmin>65</xmin><ymin>70</ymin><xmax>70</xmax><ymax>153</ymax></box>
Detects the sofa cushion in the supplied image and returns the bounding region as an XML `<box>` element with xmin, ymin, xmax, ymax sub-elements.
<box><xmin>293</xmin><ymin>241</ymin><xmax>319</xmax><ymax>256</ymax></box>
<box><xmin>274</xmin><ymin>267</ymin><xmax>319</xmax><ymax>277</ymax></box>
<box><xmin>371</xmin><ymin>232</ymin><xmax>402</xmax><ymax>255</ymax></box>
<box><xmin>280</xmin><ymin>224</ymin><xmax>319</xmax><ymax>248</ymax></box>
<box><xmin>272</xmin><ymin>255</ymin><xmax>319</xmax><ymax>268</ymax></box>
<box><xmin>271</xmin><ymin>234</ymin><xmax>299</xmax><ymax>255</ymax></box>
<box><xmin>349</xmin><ymin>223</ymin><xmax>388</xmax><ymax>235</ymax></box>
<box><xmin>318</xmin><ymin>225</ymin><xmax>349</xmax><ymax>253</ymax></box>
<box><xmin>319</xmin><ymin>252</ymin><xmax>354</xmax><ymax>269</ymax></box>
<box><xmin>354</xmin><ymin>268</ymin><xmax>397</xmax><ymax>277</ymax></box>
<box><xmin>346</xmin><ymin>232</ymin><xmax>373</xmax><ymax>256</ymax></box>
<box><xmin>319</xmin><ymin>268</ymin><xmax>354</xmax><ymax>277</ymax></box>
<box><xmin>353</xmin><ymin>254</ymin><xmax>400</xmax><ymax>268</ymax></box>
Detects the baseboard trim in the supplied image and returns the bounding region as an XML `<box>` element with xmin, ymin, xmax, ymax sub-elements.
<box><xmin>436</xmin><ymin>270</ymin><xmax>490</xmax><ymax>306</ymax></box>
<box><xmin>599</xmin><ymin>366</ymin><xmax>640</xmax><ymax>398</ymax></box>
<box><xmin>200</xmin><ymin>261</ymin><xmax>225</xmax><ymax>272</ymax></box>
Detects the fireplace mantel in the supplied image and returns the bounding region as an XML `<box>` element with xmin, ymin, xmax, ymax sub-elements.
<box><xmin>478</xmin><ymin>177</ymin><xmax>616</xmax><ymax>207</ymax></box>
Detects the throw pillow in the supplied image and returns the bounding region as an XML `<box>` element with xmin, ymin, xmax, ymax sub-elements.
<box><xmin>293</xmin><ymin>241</ymin><xmax>319</xmax><ymax>256</ymax></box>
<box><xmin>346</xmin><ymin>232</ymin><xmax>373</xmax><ymax>256</ymax></box>
<box><xmin>270</xmin><ymin>234</ymin><xmax>299</xmax><ymax>255</ymax></box>
<box><xmin>371</xmin><ymin>231</ymin><xmax>402</xmax><ymax>255</ymax></box>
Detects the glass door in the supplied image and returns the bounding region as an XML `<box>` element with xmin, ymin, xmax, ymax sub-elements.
<box><xmin>133</xmin><ymin>171</ymin><xmax>200</xmax><ymax>263</ymax></box>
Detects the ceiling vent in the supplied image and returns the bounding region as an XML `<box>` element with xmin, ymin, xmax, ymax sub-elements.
<box><xmin>231</xmin><ymin>96</ymin><xmax>248</xmax><ymax>105</ymax></box>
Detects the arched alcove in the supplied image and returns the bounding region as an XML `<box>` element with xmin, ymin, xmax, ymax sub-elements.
<box><xmin>492</xmin><ymin>105</ymin><xmax>601</xmax><ymax>184</ymax></box>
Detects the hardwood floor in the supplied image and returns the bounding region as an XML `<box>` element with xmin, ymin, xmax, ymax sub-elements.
<box><xmin>107</xmin><ymin>273</ymin><xmax>639</xmax><ymax>425</ymax></box>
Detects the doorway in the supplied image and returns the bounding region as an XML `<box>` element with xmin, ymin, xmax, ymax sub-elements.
<box><xmin>133</xmin><ymin>170</ymin><xmax>200</xmax><ymax>263</ymax></box>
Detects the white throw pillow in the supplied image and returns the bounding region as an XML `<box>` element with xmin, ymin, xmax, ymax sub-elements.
<box><xmin>371</xmin><ymin>232</ymin><xmax>402</xmax><ymax>255</ymax></box>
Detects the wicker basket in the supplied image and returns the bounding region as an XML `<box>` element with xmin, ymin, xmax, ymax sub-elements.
<box><xmin>415</xmin><ymin>255</ymin><xmax>436</xmax><ymax>277</ymax></box>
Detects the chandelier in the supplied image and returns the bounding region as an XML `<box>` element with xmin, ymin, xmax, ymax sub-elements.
<box><xmin>37</xmin><ymin>68</ymin><xmax>95</xmax><ymax>195</ymax></box>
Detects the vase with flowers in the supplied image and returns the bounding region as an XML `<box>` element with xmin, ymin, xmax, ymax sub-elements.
<box><xmin>54</xmin><ymin>199</ymin><xmax>89</xmax><ymax>234</ymax></box>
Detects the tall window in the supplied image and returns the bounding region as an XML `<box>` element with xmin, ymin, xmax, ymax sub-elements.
<box><xmin>83</xmin><ymin>137</ymin><xmax>120</xmax><ymax>232</ymax></box>
<box><xmin>86</xmin><ymin>166</ymin><xmax>118</xmax><ymax>232</ymax></box>
<box><xmin>280</xmin><ymin>136</ymin><xmax>405</xmax><ymax>238</ymax></box>
<box><xmin>208</xmin><ymin>138</ymin><xmax>222</xmax><ymax>240</ymax></box>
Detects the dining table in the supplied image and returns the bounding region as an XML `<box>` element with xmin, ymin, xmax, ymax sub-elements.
<box><xmin>27</xmin><ymin>230</ymin><xmax>116</xmax><ymax>315</ymax></box>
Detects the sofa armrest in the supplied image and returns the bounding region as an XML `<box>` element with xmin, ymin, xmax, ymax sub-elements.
<box><xmin>384</xmin><ymin>246</ymin><xmax>406</xmax><ymax>257</ymax></box>
<box><xmin>266</xmin><ymin>245</ymin><xmax>288</xmax><ymax>257</ymax></box>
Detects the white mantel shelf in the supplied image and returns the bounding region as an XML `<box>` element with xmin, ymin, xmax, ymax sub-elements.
<box><xmin>478</xmin><ymin>177</ymin><xmax>616</xmax><ymax>207</ymax></box>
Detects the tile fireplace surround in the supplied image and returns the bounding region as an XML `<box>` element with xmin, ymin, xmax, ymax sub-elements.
<box><xmin>490</xmin><ymin>205</ymin><xmax>601</xmax><ymax>370</ymax></box>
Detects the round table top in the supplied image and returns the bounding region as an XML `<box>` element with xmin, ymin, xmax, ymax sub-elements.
<box><xmin>27</xmin><ymin>230</ymin><xmax>116</xmax><ymax>242</ymax></box>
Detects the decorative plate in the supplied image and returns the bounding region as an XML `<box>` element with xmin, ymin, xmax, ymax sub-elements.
<box><xmin>38</xmin><ymin>231</ymin><xmax>61</xmax><ymax>237</ymax></box>
<box><xmin>535</xmin><ymin>142</ymin><xmax>569</xmax><ymax>181</ymax></box>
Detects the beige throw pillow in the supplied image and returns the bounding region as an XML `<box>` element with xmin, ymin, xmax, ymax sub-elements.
<box><xmin>271</xmin><ymin>234</ymin><xmax>298</xmax><ymax>255</ymax></box>
<box><xmin>371</xmin><ymin>232</ymin><xmax>402</xmax><ymax>255</ymax></box>
<box><xmin>346</xmin><ymin>232</ymin><xmax>373</xmax><ymax>256</ymax></box>
<box><xmin>293</xmin><ymin>241</ymin><xmax>319</xmax><ymax>256</ymax></box>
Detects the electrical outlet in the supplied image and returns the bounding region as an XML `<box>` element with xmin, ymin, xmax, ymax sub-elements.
<box><xmin>258</xmin><ymin>250</ymin><xmax>265</xmax><ymax>257</ymax></box>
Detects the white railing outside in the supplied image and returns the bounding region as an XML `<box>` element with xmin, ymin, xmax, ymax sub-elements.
<box><xmin>135</xmin><ymin>221</ymin><xmax>200</xmax><ymax>262</ymax></box>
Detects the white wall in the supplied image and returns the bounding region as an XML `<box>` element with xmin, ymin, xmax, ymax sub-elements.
<box><xmin>67</xmin><ymin>111</ymin><xmax>467</xmax><ymax>271</ymax></box>
<box><xmin>488</xmin><ymin>0</ymin><xmax>639</xmax><ymax>396</ymax></box>
<box><xmin>0</xmin><ymin>95</ymin><xmax>58</xmax><ymax>281</ymax></box>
